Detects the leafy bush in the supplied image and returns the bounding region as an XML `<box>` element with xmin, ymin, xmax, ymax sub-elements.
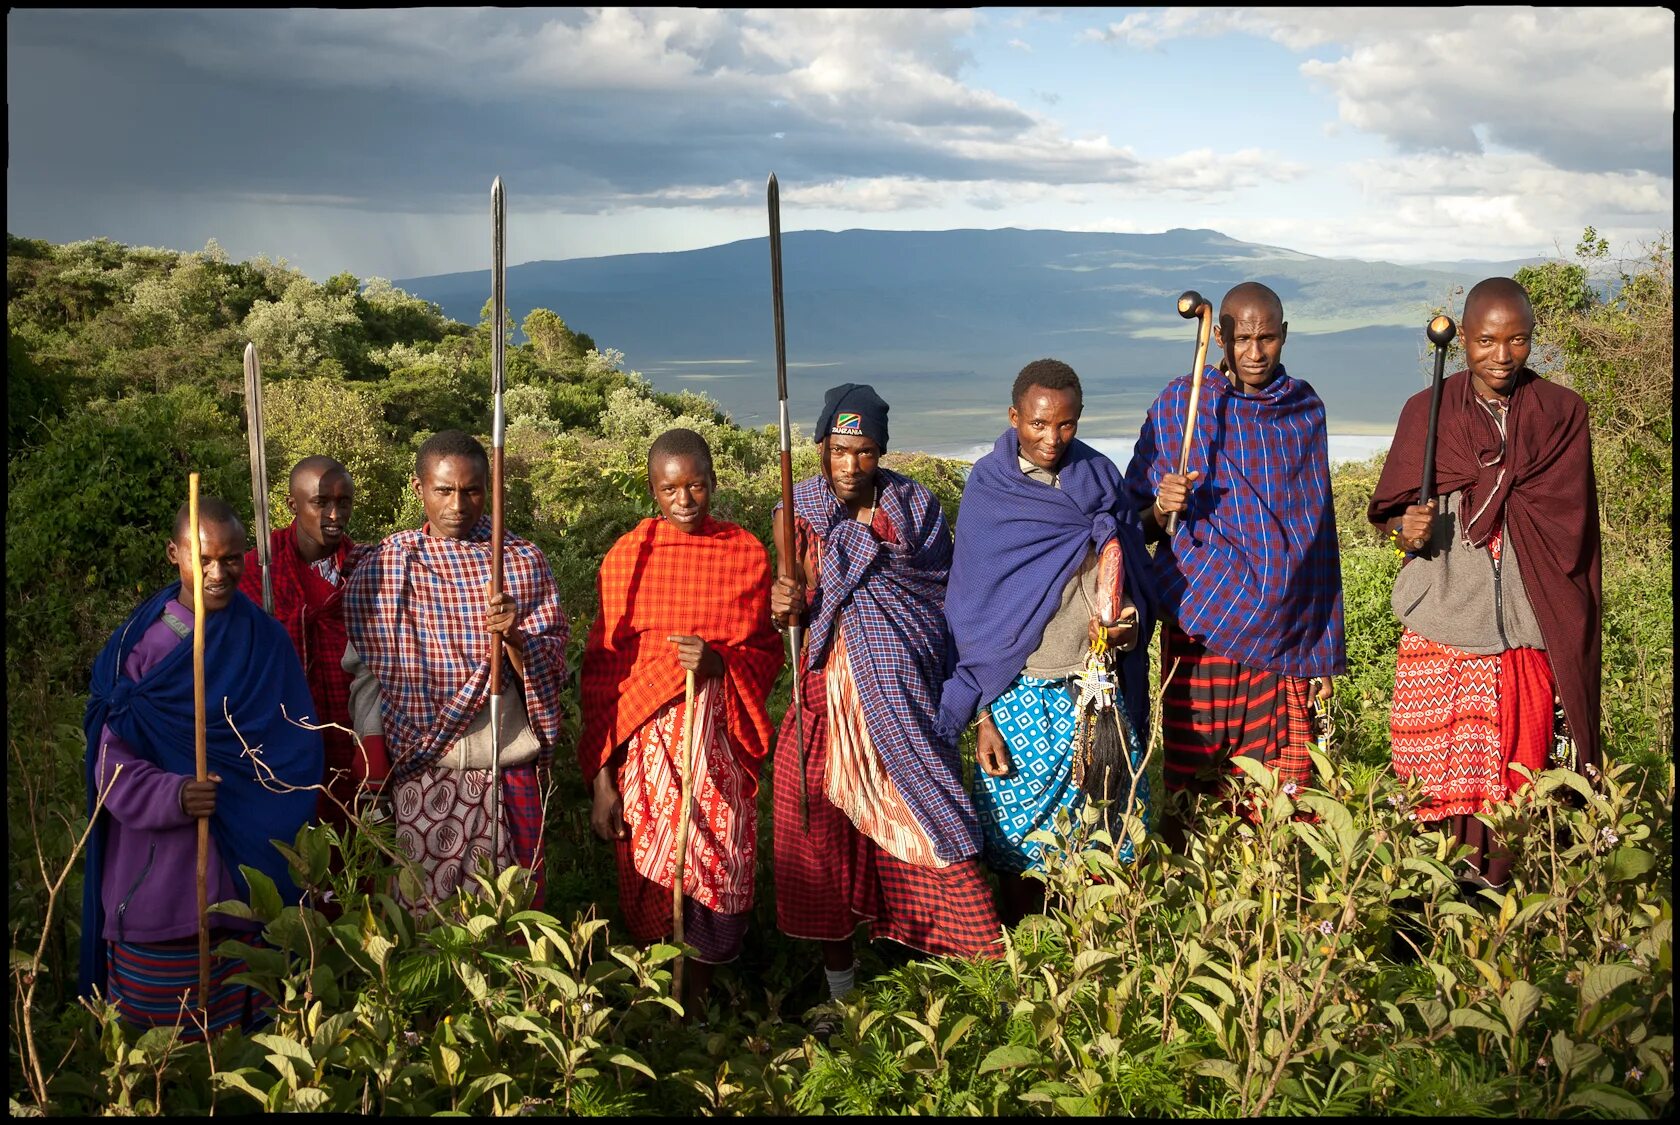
<box><xmin>793</xmin><ymin>751</ymin><xmax>1672</xmax><ymax>1117</ymax></box>
<box><xmin>5</xmin><ymin>384</ymin><xmax>249</xmax><ymax>685</ymax></box>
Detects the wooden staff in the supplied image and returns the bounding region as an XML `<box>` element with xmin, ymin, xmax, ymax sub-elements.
<box><xmin>766</xmin><ymin>172</ymin><xmax>811</xmax><ymax>826</ymax></box>
<box><xmin>1167</xmin><ymin>290</ymin><xmax>1213</xmax><ymax>537</ymax></box>
<box><xmin>670</xmin><ymin>670</ymin><xmax>699</xmax><ymax>1006</ymax></box>
<box><xmin>188</xmin><ymin>473</ymin><xmax>211</xmax><ymax>1021</ymax></box>
<box><xmin>488</xmin><ymin>177</ymin><xmax>508</xmax><ymax>870</ymax></box>
<box><xmin>1419</xmin><ymin>314</ymin><xmax>1458</xmax><ymax>508</ymax></box>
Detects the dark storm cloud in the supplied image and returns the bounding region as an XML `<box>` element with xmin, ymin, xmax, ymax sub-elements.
<box><xmin>5</xmin><ymin>8</ymin><xmax>1227</xmax><ymax>219</ymax></box>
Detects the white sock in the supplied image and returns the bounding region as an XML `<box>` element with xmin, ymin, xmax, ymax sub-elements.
<box><xmin>824</xmin><ymin>963</ymin><xmax>857</xmax><ymax>1001</ymax></box>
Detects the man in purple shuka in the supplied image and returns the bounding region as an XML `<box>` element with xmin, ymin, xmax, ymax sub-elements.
<box><xmin>79</xmin><ymin>496</ymin><xmax>321</xmax><ymax>1038</ymax></box>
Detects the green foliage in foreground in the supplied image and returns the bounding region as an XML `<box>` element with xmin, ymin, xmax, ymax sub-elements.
<box><xmin>12</xmin><ymin>751</ymin><xmax>1670</xmax><ymax>1117</ymax></box>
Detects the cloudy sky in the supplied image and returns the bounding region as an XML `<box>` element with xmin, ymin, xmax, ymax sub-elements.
<box><xmin>7</xmin><ymin>7</ymin><xmax>1672</xmax><ymax>280</ymax></box>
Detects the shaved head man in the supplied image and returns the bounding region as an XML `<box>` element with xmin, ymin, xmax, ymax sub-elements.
<box><xmin>1459</xmin><ymin>277</ymin><xmax>1536</xmax><ymax>399</ymax></box>
<box><xmin>1215</xmin><ymin>283</ymin><xmax>1289</xmax><ymax>395</ymax></box>
<box><xmin>286</xmin><ymin>456</ymin><xmax>354</xmax><ymax>563</ymax></box>
<box><xmin>1370</xmin><ymin>276</ymin><xmax>1601</xmax><ymax>892</ymax></box>
<box><xmin>240</xmin><ymin>456</ymin><xmax>374</xmax><ymax>833</ymax></box>
<box><xmin>1125</xmin><ymin>282</ymin><xmax>1345</xmax><ymax>841</ymax></box>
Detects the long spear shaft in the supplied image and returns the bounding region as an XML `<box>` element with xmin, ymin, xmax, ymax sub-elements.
<box><xmin>188</xmin><ymin>473</ymin><xmax>211</xmax><ymax>1022</ymax></box>
<box><xmin>242</xmin><ymin>344</ymin><xmax>273</xmax><ymax>614</ymax></box>
<box><xmin>1419</xmin><ymin>314</ymin><xmax>1458</xmax><ymax>511</ymax></box>
<box><xmin>767</xmin><ymin>173</ymin><xmax>810</xmax><ymax>827</ymax></box>
<box><xmin>489</xmin><ymin>177</ymin><xmax>507</xmax><ymax>872</ymax></box>
<box><xmin>1166</xmin><ymin>290</ymin><xmax>1213</xmax><ymax>537</ymax></box>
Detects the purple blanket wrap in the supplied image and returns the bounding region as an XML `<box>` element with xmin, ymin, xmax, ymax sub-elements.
<box><xmin>937</xmin><ymin>430</ymin><xmax>1155</xmax><ymax>744</ymax></box>
<box><xmin>791</xmin><ymin>469</ymin><xmax>983</xmax><ymax>861</ymax></box>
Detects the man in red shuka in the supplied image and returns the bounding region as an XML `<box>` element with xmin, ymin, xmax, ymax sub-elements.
<box><xmin>580</xmin><ymin>428</ymin><xmax>782</xmax><ymax>1013</ymax></box>
<box><xmin>242</xmin><ymin>456</ymin><xmax>388</xmax><ymax>827</ymax></box>
<box><xmin>1369</xmin><ymin>277</ymin><xmax>1602</xmax><ymax>891</ymax></box>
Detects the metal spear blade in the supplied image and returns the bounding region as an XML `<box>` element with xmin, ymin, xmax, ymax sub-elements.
<box><xmin>242</xmin><ymin>342</ymin><xmax>273</xmax><ymax>614</ymax></box>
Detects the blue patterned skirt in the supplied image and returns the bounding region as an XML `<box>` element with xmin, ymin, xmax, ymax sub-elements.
<box><xmin>975</xmin><ymin>673</ymin><xmax>1150</xmax><ymax>873</ymax></box>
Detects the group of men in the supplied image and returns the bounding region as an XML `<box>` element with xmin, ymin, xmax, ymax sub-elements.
<box><xmin>79</xmin><ymin>275</ymin><xmax>1602</xmax><ymax>1032</ymax></box>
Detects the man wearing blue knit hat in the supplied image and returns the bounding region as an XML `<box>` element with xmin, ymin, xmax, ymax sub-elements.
<box><xmin>771</xmin><ymin>383</ymin><xmax>1002</xmax><ymax>1007</ymax></box>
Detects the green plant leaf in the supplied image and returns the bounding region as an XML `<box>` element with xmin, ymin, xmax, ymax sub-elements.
<box><xmin>979</xmin><ymin>1045</ymin><xmax>1042</xmax><ymax>1073</ymax></box>
<box><xmin>608</xmin><ymin>1051</ymin><xmax>655</xmax><ymax>1080</ymax></box>
<box><xmin>240</xmin><ymin>865</ymin><xmax>284</xmax><ymax>922</ymax></box>
<box><xmin>1500</xmin><ymin>980</ymin><xmax>1544</xmax><ymax>1036</ymax></box>
<box><xmin>1448</xmin><ymin>1007</ymin><xmax>1507</xmax><ymax>1036</ymax></box>
<box><xmin>1196</xmin><ymin>1058</ymin><xmax>1243</xmax><ymax>1093</ymax></box>
<box><xmin>459</xmin><ymin>1073</ymin><xmax>513</xmax><ymax>1112</ymax></box>
<box><xmin>1606</xmin><ymin>848</ymin><xmax>1657</xmax><ymax>882</ymax></box>
<box><xmin>1582</xmin><ymin>962</ymin><xmax>1644</xmax><ymax>1009</ymax></box>
<box><xmin>1566</xmin><ymin>1084</ymin><xmax>1651</xmax><ymax>1118</ymax></box>
<box><xmin>289</xmin><ymin>1087</ymin><xmax>331</xmax><ymax>1112</ymax></box>
<box><xmin>458</xmin><ymin>962</ymin><xmax>489</xmax><ymax>1001</ymax></box>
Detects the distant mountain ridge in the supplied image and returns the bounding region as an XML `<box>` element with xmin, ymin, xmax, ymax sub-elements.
<box><xmin>397</xmin><ymin>227</ymin><xmax>1551</xmax><ymax>451</ymax></box>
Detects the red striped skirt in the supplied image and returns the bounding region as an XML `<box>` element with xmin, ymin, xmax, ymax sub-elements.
<box><xmin>773</xmin><ymin>662</ymin><xmax>1001</xmax><ymax>960</ymax></box>
<box><xmin>611</xmin><ymin>685</ymin><xmax>755</xmax><ymax>963</ymax></box>
<box><xmin>1390</xmin><ymin>629</ymin><xmax>1555</xmax><ymax>821</ymax></box>
<box><xmin>1161</xmin><ymin>621</ymin><xmax>1314</xmax><ymax>794</ymax></box>
<box><xmin>107</xmin><ymin>934</ymin><xmax>264</xmax><ymax>1039</ymax></box>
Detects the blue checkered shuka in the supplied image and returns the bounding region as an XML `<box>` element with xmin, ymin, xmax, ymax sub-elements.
<box><xmin>790</xmin><ymin>469</ymin><xmax>984</xmax><ymax>861</ymax></box>
<box><xmin>1123</xmin><ymin>366</ymin><xmax>1345</xmax><ymax>679</ymax></box>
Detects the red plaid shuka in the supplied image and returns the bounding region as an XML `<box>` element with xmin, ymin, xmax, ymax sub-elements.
<box><xmin>1161</xmin><ymin>620</ymin><xmax>1315</xmax><ymax>795</ymax></box>
<box><xmin>578</xmin><ymin>517</ymin><xmax>782</xmax><ymax>789</ymax></box>
<box><xmin>342</xmin><ymin>518</ymin><xmax>569</xmax><ymax>778</ymax></box>
<box><xmin>241</xmin><ymin>524</ymin><xmax>373</xmax><ymax>823</ymax></box>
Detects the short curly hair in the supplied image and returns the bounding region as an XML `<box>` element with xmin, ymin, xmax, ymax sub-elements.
<box><xmin>1011</xmin><ymin>358</ymin><xmax>1083</xmax><ymax>408</ymax></box>
<box><xmin>646</xmin><ymin>427</ymin><xmax>715</xmax><ymax>481</ymax></box>
<box><xmin>172</xmin><ymin>496</ymin><xmax>244</xmax><ymax>542</ymax></box>
<box><xmin>416</xmin><ymin>429</ymin><xmax>489</xmax><ymax>479</ymax></box>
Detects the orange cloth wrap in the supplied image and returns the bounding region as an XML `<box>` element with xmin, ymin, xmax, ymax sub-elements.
<box><xmin>579</xmin><ymin>517</ymin><xmax>782</xmax><ymax>792</ymax></box>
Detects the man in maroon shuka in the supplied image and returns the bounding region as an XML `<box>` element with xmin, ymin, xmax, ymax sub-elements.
<box><xmin>241</xmin><ymin>456</ymin><xmax>387</xmax><ymax>826</ymax></box>
<box><xmin>1369</xmin><ymin>277</ymin><xmax>1602</xmax><ymax>890</ymax></box>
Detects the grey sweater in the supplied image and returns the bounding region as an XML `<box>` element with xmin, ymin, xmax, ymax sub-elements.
<box><xmin>1391</xmin><ymin>489</ymin><xmax>1546</xmax><ymax>654</ymax></box>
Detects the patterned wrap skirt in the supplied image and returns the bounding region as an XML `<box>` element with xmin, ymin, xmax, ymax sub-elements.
<box><xmin>613</xmin><ymin>681</ymin><xmax>755</xmax><ymax>964</ymax></box>
<box><xmin>391</xmin><ymin>762</ymin><xmax>547</xmax><ymax>912</ymax></box>
<box><xmin>977</xmin><ymin>672</ymin><xmax>1150</xmax><ymax>874</ymax></box>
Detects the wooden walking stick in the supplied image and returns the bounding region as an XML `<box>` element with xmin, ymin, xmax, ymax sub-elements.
<box><xmin>1419</xmin><ymin>314</ymin><xmax>1458</xmax><ymax>510</ymax></box>
<box><xmin>242</xmin><ymin>344</ymin><xmax>273</xmax><ymax>614</ymax></box>
<box><xmin>766</xmin><ymin>172</ymin><xmax>811</xmax><ymax>827</ymax></box>
<box><xmin>488</xmin><ymin>177</ymin><xmax>508</xmax><ymax>874</ymax></box>
<box><xmin>670</xmin><ymin>669</ymin><xmax>699</xmax><ymax>1008</ymax></box>
<box><xmin>1166</xmin><ymin>290</ymin><xmax>1214</xmax><ymax>537</ymax></box>
<box><xmin>188</xmin><ymin>473</ymin><xmax>212</xmax><ymax>1022</ymax></box>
